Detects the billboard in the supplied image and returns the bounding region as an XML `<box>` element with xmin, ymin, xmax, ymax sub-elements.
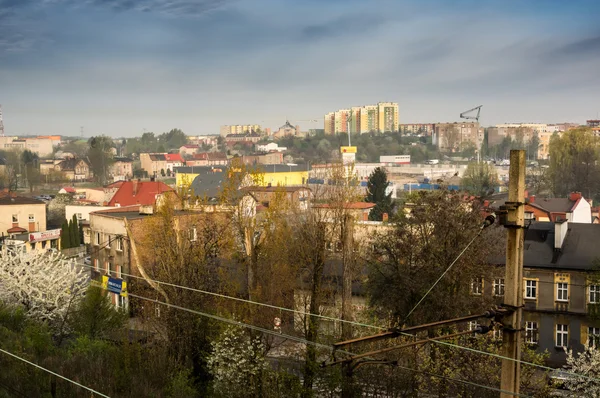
<box><xmin>93</xmin><ymin>276</ymin><xmax>128</xmax><ymax>297</ymax></box>
<box><xmin>29</xmin><ymin>229</ymin><xmax>61</xmax><ymax>243</ymax></box>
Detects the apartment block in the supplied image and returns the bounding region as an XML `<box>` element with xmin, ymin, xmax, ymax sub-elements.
<box><xmin>399</xmin><ymin>124</ymin><xmax>435</xmax><ymax>136</ymax></box>
<box><xmin>219</xmin><ymin>124</ymin><xmax>262</xmax><ymax>137</ymax></box>
<box><xmin>324</xmin><ymin>102</ymin><xmax>398</xmax><ymax>134</ymax></box>
<box><xmin>0</xmin><ymin>136</ymin><xmax>54</xmax><ymax>157</ymax></box>
<box><xmin>433</xmin><ymin>122</ymin><xmax>483</xmax><ymax>152</ymax></box>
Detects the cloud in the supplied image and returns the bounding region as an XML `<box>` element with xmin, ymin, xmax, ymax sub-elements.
<box><xmin>552</xmin><ymin>35</ymin><xmax>600</xmax><ymax>58</ymax></box>
<box><xmin>73</xmin><ymin>0</ymin><xmax>230</xmax><ymax>16</ymax></box>
<box><xmin>300</xmin><ymin>13</ymin><xmax>388</xmax><ymax>41</ymax></box>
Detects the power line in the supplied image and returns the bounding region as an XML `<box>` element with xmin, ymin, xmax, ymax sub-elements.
<box><xmin>0</xmin><ymin>348</ymin><xmax>110</xmax><ymax>398</ymax></box>
<box><xmin>75</xmin><ymin>261</ymin><xmax>385</xmax><ymax>330</ymax></box>
<box><xmin>115</xmin><ymin>290</ymin><xmax>527</xmax><ymax>397</ymax></box>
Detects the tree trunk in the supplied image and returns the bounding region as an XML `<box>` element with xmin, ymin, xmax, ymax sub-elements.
<box><xmin>302</xmin><ymin>223</ymin><xmax>326</xmax><ymax>398</ymax></box>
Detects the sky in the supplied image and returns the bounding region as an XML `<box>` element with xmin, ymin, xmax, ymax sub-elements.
<box><xmin>0</xmin><ymin>0</ymin><xmax>599</xmax><ymax>137</ymax></box>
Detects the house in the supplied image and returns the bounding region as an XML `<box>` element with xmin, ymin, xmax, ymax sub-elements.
<box><xmin>58</xmin><ymin>187</ymin><xmax>76</xmax><ymax>195</ymax></box>
<box><xmin>179</xmin><ymin>144</ymin><xmax>199</xmax><ymax>156</ymax></box>
<box><xmin>107</xmin><ymin>180</ymin><xmax>174</xmax><ymax>207</ymax></box>
<box><xmin>140</xmin><ymin>153</ymin><xmax>167</xmax><ymax>177</ymax></box>
<box><xmin>255</xmin><ymin>143</ymin><xmax>287</xmax><ymax>153</ymax></box>
<box><xmin>109</xmin><ymin>157</ymin><xmax>133</xmax><ymax>181</ymax></box>
<box><xmin>189</xmin><ymin>168</ymin><xmax>228</xmax><ymax>202</ymax></box>
<box><xmin>490</xmin><ymin>192</ymin><xmax>592</xmax><ymax>223</ymax></box>
<box><xmin>241</xmin><ymin>152</ymin><xmax>284</xmax><ymax>165</ymax></box>
<box><xmin>186</xmin><ymin>152</ymin><xmax>228</xmax><ymax>167</ymax></box>
<box><xmin>0</xmin><ymin>192</ymin><xmax>62</xmax><ymax>252</ymax></box>
<box><xmin>55</xmin><ymin>158</ymin><xmax>93</xmax><ymax>181</ymax></box>
<box><xmin>241</xmin><ymin>186</ymin><xmax>311</xmax><ymax>211</ymax></box>
<box><xmin>164</xmin><ymin>153</ymin><xmax>184</xmax><ymax>172</ymax></box>
<box><xmin>486</xmin><ymin>220</ymin><xmax>600</xmax><ymax>366</ymax></box>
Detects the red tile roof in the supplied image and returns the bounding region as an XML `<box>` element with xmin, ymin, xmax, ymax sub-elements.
<box><xmin>7</xmin><ymin>226</ymin><xmax>28</xmax><ymax>233</ymax></box>
<box><xmin>60</xmin><ymin>187</ymin><xmax>76</xmax><ymax>193</ymax></box>
<box><xmin>165</xmin><ymin>153</ymin><xmax>184</xmax><ymax>163</ymax></box>
<box><xmin>107</xmin><ymin>181</ymin><xmax>175</xmax><ymax>207</ymax></box>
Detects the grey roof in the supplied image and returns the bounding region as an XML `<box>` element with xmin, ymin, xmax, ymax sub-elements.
<box><xmin>190</xmin><ymin>170</ymin><xmax>227</xmax><ymax>200</ymax></box>
<box><xmin>58</xmin><ymin>158</ymin><xmax>89</xmax><ymax>171</ymax></box>
<box><xmin>531</xmin><ymin>198</ymin><xmax>574</xmax><ymax>213</ymax></box>
<box><xmin>0</xmin><ymin>195</ymin><xmax>45</xmax><ymax>205</ymax></box>
<box><xmin>175</xmin><ymin>166</ymin><xmax>225</xmax><ymax>174</ymax></box>
<box><xmin>493</xmin><ymin>222</ymin><xmax>600</xmax><ymax>271</ymax></box>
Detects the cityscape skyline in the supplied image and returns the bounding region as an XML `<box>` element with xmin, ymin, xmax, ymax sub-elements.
<box><xmin>0</xmin><ymin>0</ymin><xmax>599</xmax><ymax>137</ymax></box>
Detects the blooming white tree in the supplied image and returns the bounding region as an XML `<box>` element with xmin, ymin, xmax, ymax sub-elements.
<box><xmin>0</xmin><ymin>249</ymin><xmax>88</xmax><ymax>329</ymax></box>
<box><xmin>207</xmin><ymin>325</ymin><xmax>268</xmax><ymax>397</ymax></box>
<box><xmin>564</xmin><ymin>346</ymin><xmax>600</xmax><ymax>396</ymax></box>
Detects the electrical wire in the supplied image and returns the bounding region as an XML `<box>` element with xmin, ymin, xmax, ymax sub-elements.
<box><xmin>104</xmin><ymin>289</ymin><xmax>527</xmax><ymax>397</ymax></box>
<box><xmin>0</xmin><ymin>348</ymin><xmax>110</xmax><ymax>398</ymax></box>
<box><xmin>75</xmin><ymin>261</ymin><xmax>385</xmax><ymax>330</ymax></box>
<box><xmin>403</xmin><ymin>227</ymin><xmax>484</xmax><ymax>322</ymax></box>
<box><xmin>76</xmin><ymin>259</ymin><xmax>600</xmax><ymax>384</ymax></box>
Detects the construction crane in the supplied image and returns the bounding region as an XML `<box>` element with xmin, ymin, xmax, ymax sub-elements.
<box><xmin>0</xmin><ymin>104</ymin><xmax>4</xmax><ymax>137</ymax></box>
<box><xmin>460</xmin><ymin>105</ymin><xmax>482</xmax><ymax>122</ymax></box>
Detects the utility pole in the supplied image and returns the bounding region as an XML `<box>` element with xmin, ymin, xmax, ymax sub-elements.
<box><xmin>500</xmin><ymin>149</ymin><xmax>526</xmax><ymax>397</ymax></box>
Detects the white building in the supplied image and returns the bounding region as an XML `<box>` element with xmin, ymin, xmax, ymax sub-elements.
<box><xmin>255</xmin><ymin>142</ymin><xmax>287</xmax><ymax>153</ymax></box>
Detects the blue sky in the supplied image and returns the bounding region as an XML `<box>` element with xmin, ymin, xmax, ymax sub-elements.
<box><xmin>0</xmin><ymin>0</ymin><xmax>599</xmax><ymax>137</ymax></box>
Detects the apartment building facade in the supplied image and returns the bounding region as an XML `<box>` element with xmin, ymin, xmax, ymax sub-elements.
<box><xmin>324</xmin><ymin>102</ymin><xmax>399</xmax><ymax>134</ymax></box>
<box><xmin>220</xmin><ymin>124</ymin><xmax>262</xmax><ymax>137</ymax></box>
<box><xmin>433</xmin><ymin>122</ymin><xmax>483</xmax><ymax>152</ymax></box>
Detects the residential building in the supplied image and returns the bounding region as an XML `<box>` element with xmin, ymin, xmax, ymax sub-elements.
<box><xmin>109</xmin><ymin>157</ymin><xmax>133</xmax><ymax>181</ymax></box>
<box><xmin>433</xmin><ymin>122</ymin><xmax>483</xmax><ymax>152</ymax></box>
<box><xmin>55</xmin><ymin>158</ymin><xmax>93</xmax><ymax>181</ymax></box>
<box><xmin>0</xmin><ymin>193</ymin><xmax>47</xmax><ymax>234</ymax></box>
<box><xmin>220</xmin><ymin>125</ymin><xmax>262</xmax><ymax>137</ymax></box>
<box><xmin>399</xmin><ymin>124</ymin><xmax>435</xmax><ymax>136</ymax></box>
<box><xmin>185</xmin><ymin>152</ymin><xmax>228</xmax><ymax>167</ymax></box>
<box><xmin>0</xmin><ymin>136</ymin><xmax>54</xmax><ymax>157</ymax></box>
<box><xmin>241</xmin><ymin>186</ymin><xmax>311</xmax><ymax>211</ymax></box>
<box><xmin>36</xmin><ymin>135</ymin><xmax>61</xmax><ymax>147</ymax></box>
<box><xmin>140</xmin><ymin>153</ymin><xmax>168</xmax><ymax>177</ymax></box>
<box><xmin>325</xmin><ymin>102</ymin><xmax>399</xmax><ymax>134</ymax></box>
<box><xmin>255</xmin><ymin>143</ymin><xmax>287</xmax><ymax>153</ymax></box>
<box><xmin>165</xmin><ymin>153</ymin><xmax>184</xmax><ymax>172</ymax></box>
<box><xmin>489</xmin><ymin>221</ymin><xmax>600</xmax><ymax>366</ymax></box>
<box><xmin>489</xmin><ymin>192</ymin><xmax>592</xmax><ymax>223</ymax></box>
<box><xmin>241</xmin><ymin>152</ymin><xmax>284</xmax><ymax>165</ymax></box>
<box><xmin>189</xmin><ymin>168</ymin><xmax>228</xmax><ymax>201</ymax></box>
<box><xmin>107</xmin><ymin>180</ymin><xmax>174</xmax><ymax>207</ymax></box>
<box><xmin>487</xmin><ymin>126</ymin><xmax>536</xmax><ymax>147</ymax></box>
<box><xmin>588</xmin><ymin>120</ymin><xmax>600</xmax><ymax>136</ymax></box>
<box><xmin>179</xmin><ymin>144</ymin><xmax>199</xmax><ymax>156</ymax></box>
<box><xmin>225</xmin><ymin>133</ymin><xmax>262</xmax><ymax>144</ymax></box>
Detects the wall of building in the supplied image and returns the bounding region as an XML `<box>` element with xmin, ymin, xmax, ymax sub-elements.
<box><xmin>66</xmin><ymin>205</ymin><xmax>113</xmax><ymax>223</ymax></box>
<box><xmin>262</xmin><ymin>170</ymin><xmax>308</xmax><ymax>186</ymax></box>
<box><xmin>0</xmin><ymin>203</ymin><xmax>47</xmax><ymax>233</ymax></box>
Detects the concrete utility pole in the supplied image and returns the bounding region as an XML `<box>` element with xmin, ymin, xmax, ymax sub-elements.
<box><xmin>500</xmin><ymin>149</ymin><xmax>526</xmax><ymax>397</ymax></box>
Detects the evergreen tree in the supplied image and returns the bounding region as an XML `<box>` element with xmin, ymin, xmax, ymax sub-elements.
<box><xmin>71</xmin><ymin>214</ymin><xmax>81</xmax><ymax>247</ymax></box>
<box><xmin>60</xmin><ymin>220</ymin><xmax>71</xmax><ymax>250</ymax></box>
<box><xmin>365</xmin><ymin>167</ymin><xmax>393</xmax><ymax>221</ymax></box>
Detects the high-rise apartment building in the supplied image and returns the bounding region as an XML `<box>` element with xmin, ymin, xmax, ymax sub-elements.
<box><xmin>433</xmin><ymin>122</ymin><xmax>483</xmax><ymax>152</ymax></box>
<box><xmin>219</xmin><ymin>124</ymin><xmax>263</xmax><ymax>137</ymax></box>
<box><xmin>324</xmin><ymin>102</ymin><xmax>398</xmax><ymax>134</ymax></box>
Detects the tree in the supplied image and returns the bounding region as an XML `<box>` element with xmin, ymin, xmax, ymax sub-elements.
<box><xmin>443</xmin><ymin>126</ymin><xmax>460</xmax><ymax>152</ymax></box>
<box><xmin>460</xmin><ymin>162</ymin><xmax>499</xmax><ymax>198</ymax></box>
<box><xmin>207</xmin><ymin>326</ymin><xmax>267</xmax><ymax>397</ymax></box>
<box><xmin>21</xmin><ymin>149</ymin><xmax>40</xmax><ymax>192</ymax></box>
<box><xmin>0</xmin><ymin>250</ymin><xmax>87</xmax><ymax>329</ymax></box>
<box><xmin>61</xmin><ymin>219</ymin><xmax>71</xmax><ymax>249</ymax></box>
<box><xmin>159</xmin><ymin>128</ymin><xmax>187</xmax><ymax>149</ymax></box>
<box><xmin>71</xmin><ymin>214</ymin><xmax>81</xmax><ymax>247</ymax></box>
<box><xmin>564</xmin><ymin>346</ymin><xmax>600</xmax><ymax>396</ymax></box>
<box><xmin>366</xmin><ymin>189</ymin><xmax>503</xmax><ymax>326</ymax></box>
<box><xmin>365</xmin><ymin>167</ymin><xmax>393</xmax><ymax>221</ymax></box>
<box><xmin>548</xmin><ymin>127</ymin><xmax>599</xmax><ymax>199</ymax></box>
<box><xmin>70</xmin><ymin>286</ymin><xmax>127</xmax><ymax>339</ymax></box>
<box><xmin>88</xmin><ymin>135</ymin><xmax>115</xmax><ymax>184</ymax></box>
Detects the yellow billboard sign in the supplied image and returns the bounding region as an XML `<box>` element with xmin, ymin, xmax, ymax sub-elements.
<box><xmin>340</xmin><ymin>146</ymin><xmax>357</xmax><ymax>154</ymax></box>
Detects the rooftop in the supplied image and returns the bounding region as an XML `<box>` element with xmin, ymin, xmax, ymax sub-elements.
<box><xmin>108</xmin><ymin>180</ymin><xmax>174</xmax><ymax>207</ymax></box>
<box><xmin>0</xmin><ymin>193</ymin><xmax>45</xmax><ymax>206</ymax></box>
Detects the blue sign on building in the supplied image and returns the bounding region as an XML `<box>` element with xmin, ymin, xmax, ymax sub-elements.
<box><xmin>107</xmin><ymin>277</ymin><xmax>123</xmax><ymax>294</ymax></box>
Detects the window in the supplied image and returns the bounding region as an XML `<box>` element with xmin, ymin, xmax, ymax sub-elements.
<box><xmin>468</xmin><ymin>321</ymin><xmax>480</xmax><ymax>331</ymax></box>
<box><xmin>525</xmin><ymin>280</ymin><xmax>537</xmax><ymax>299</ymax></box>
<box><xmin>93</xmin><ymin>258</ymin><xmax>99</xmax><ymax>271</ymax></box>
<box><xmin>493</xmin><ymin>278</ymin><xmax>505</xmax><ymax>296</ymax></box>
<box><xmin>105</xmin><ymin>262</ymin><xmax>111</xmax><ymax>275</ymax></box>
<box><xmin>525</xmin><ymin>321</ymin><xmax>538</xmax><ymax>344</ymax></box>
<box><xmin>28</xmin><ymin>214</ymin><xmax>35</xmax><ymax>223</ymax></box>
<box><xmin>189</xmin><ymin>227</ymin><xmax>197</xmax><ymax>242</ymax></box>
<box><xmin>557</xmin><ymin>282</ymin><xmax>569</xmax><ymax>302</ymax></box>
<box><xmin>11</xmin><ymin>214</ymin><xmax>18</xmax><ymax>223</ymax></box>
<box><xmin>76</xmin><ymin>213</ymin><xmax>82</xmax><ymax>221</ymax></box>
<box><xmin>556</xmin><ymin>324</ymin><xmax>568</xmax><ymax>347</ymax></box>
<box><xmin>590</xmin><ymin>285</ymin><xmax>600</xmax><ymax>304</ymax></box>
<box><xmin>106</xmin><ymin>236</ymin><xmax>111</xmax><ymax>248</ymax></box>
<box><xmin>470</xmin><ymin>278</ymin><xmax>483</xmax><ymax>295</ymax></box>
<box><xmin>116</xmin><ymin>294</ymin><xmax>127</xmax><ymax>310</ymax></box>
<box><xmin>95</xmin><ymin>232</ymin><xmax>101</xmax><ymax>245</ymax></box>
<box><xmin>116</xmin><ymin>238</ymin><xmax>123</xmax><ymax>251</ymax></box>
<box><xmin>589</xmin><ymin>327</ymin><xmax>600</xmax><ymax>348</ymax></box>
<box><xmin>116</xmin><ymin>264</ymin><xmax>121</xmax><ymax>279</ymax></box>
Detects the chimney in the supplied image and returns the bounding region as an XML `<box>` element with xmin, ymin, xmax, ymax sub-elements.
<box><xmin>529</xmin><ymin>195</ymin><xmax>535</xmax><ymax>204</ymax></box>
<box><xmin>569</xmin><ymin>192</ymin><xmax>582</xmax><ymax>202</ymax></box>
<box><xmin>362</xmin><ymin>212</ymin><xmax>368</xmax><ymax>221</ymax></box>
<box><xmin>132</xmin><ymin>180</ymin><xmax>139</xmax><ymax>196</ymax></box>
<box><xmin>554</xmin><ymin>220</ymin><xmax>568</xmax><ymax>250</ymax></box>
<box><xmin>382</xmin><ymin>213</ymin><xmax>389</xmax><ymax>222</ymax></box>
